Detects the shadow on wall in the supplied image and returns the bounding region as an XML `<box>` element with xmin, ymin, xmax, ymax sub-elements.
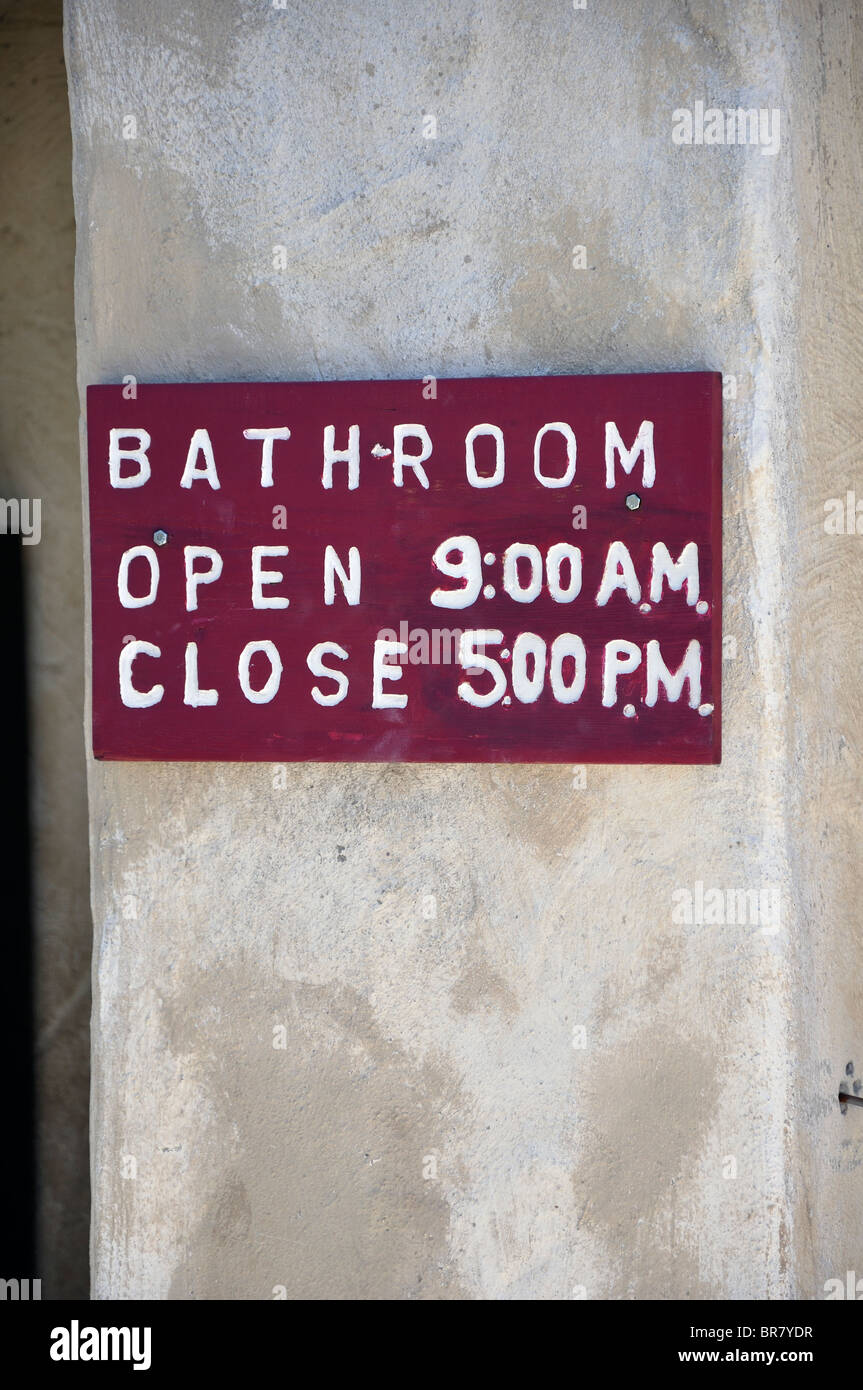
<box><xmin>0</xmin><ymin>0</ymin><xmax>90</xmax><ymax>1298</ymax></box>
<box><xmin>0</xmin><ymin>538</ymin><xmax>35</xmax><ymax>1281</ymax></box>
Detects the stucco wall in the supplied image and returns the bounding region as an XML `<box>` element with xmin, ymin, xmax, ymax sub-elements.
<box><xmin>66</xmin><ymin>0</ymin><xmax>863</xmax><ymax>1299</ymax></box>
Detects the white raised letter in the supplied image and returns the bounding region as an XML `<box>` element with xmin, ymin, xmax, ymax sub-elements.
<box><xmin>322</xmin><ymin>424</ymin><xmax>359</xmax><ymax>490</ymax></box>
<box><xmin>596</xmin><ymin>540</ymin><xmax>641</xmax><ymax>606</ymax></box>
<box><xmin>184</xmin><ymin>546</ymin><xmax>223</xmax><ymax>611</ymax></box>
<box><xmin>511</xmin><ymin>632</ymin><xmax>547</xmax><ymax>704</ymax></box>
<box><xmin>546</xmin><ymin>542</ymin><xmax>582</xmax><ymax>602</ymax></box>
<box><xmin>534</xmin><ymin>422</ymin><xmax>577</xmax><ymax>488</ymax></box>
<box><xmin>465</xmin><ymin>424</ymin><xmax>505</xmax><ymax>488</ymax></box>
<box><xmin>602</xmin><ymin>639</ymin><xmax>641</xmax><ymax>706</ymax></box>
<box><xmin>184</xmin><ymin>642</ymin><xmax>218</xmax><ymax>706</ymax></box>
<box><xmin>503</xmin><ymin>543</ymin><xmax>543</xmax><ymax>603</ymax></box>
<box><xmin>457</xmin><ymin>631</ymin><xmax>507</xmax><ymax>708</ymax></box>
<box><xmin>180</xmin><ymin>428</ymin><xmax>220</xmax><ymax>489</ymax></box>
<box><xmin>550</xmin><ymin>633</ymin><xmax>586</xmax><ymax>703</ymax></box>
<box><xmin>243</xmin><ymin>427</ymin><xmax>291</xmax><ymax>486</ymax></box>
<box><xmin>252</xmin><ymin>546</ymin><xmax>290</xmax><ymax>609</ymax></box>
<box><xmin>645</xmin><ymin>638</ymin><xmax>701</xmax><ymax>708</ymax></box>
<box><xmin>605</xmin><ymin>420</ymin><xmax>655</xmax><ymax>489</ymax></box>
<box><xmin>307</xmin><ymin>641</ymin><xmax>349</xmax><ymax>705</ymax></box>
<box><xmin>118</xmin><ymin>546</ymin><xmax>159</xmax><ymax>608</ymax></box>
<box><xmin>324</xmin><ymin>545</ymin><xmax>361</xmax><ymax>606</ymax></box>
<box><xmin>108</xmin><ymin>428</ymin><xmax>151</xmax><ymax>488</ymax></box>
<box><xmin>119</xmin><ymin>640</ymin><xmax>164</xmax><ymax>708</ymax></box>
<box><xmin>373</xmin><ymin>639</ymin><xmax>408</xmax><ymax>708</ymax></box>
<box><xmin>393</xmin><ymin>424</ymin><xmax>431</xmax><ymax>489</ymax></box>
<box><xmin>649</xmin><ymin>541</ymin><xmax>700</xmax><ymax>606</ymax></box>
<box><xmin>238</xmin><ymin>640</ymin><xmax>282</xmax><ymax>704</ymax></box>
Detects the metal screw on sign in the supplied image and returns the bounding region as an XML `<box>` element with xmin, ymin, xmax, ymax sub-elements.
<box><xmin>625</xmin><ymin>493</ymin><xmax>641</xmax><ymax>511</ymax></box>
<box><xmin>839</xmin><ymin>1093</ymin><xmax>863</xmax><ymax>1110</ymax></box>
<box><xmin>839</xmin><ymin>1060</ymin><xmax>862</xmax><ymax>1110</ymax></box>
<box><xmin>153</xmin><ymin>529</ymin><xmax>168</xmax><ymax>546</ymax></box>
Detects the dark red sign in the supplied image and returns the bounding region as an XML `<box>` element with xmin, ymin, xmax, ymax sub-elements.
<box><xmin>87</xmin><ymin>372</ymin><xmax>721</xmax><ymax>763</ymax></box>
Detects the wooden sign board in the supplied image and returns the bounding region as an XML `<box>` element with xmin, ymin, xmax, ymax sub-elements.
<box><xmin>87</xmin><ymin>372</ymin><xmax>721</xmax><ymax>763</ymax></box>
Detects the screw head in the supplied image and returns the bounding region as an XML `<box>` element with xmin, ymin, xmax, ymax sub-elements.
<box><xmin>153</xmin><ymin>529</ymin><xmax>168</xmax><ymax>546</ymax></box>
<box><xmin>625</xmin><ymin>493</ymin><xmax>641</xmax><ymax>511</ymax></box>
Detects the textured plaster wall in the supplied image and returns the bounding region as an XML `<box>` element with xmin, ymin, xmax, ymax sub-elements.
<box><xmin>65</xmin><ymin>0</ymin><xmax>863</xmax><ymax>1299</ymax></box>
